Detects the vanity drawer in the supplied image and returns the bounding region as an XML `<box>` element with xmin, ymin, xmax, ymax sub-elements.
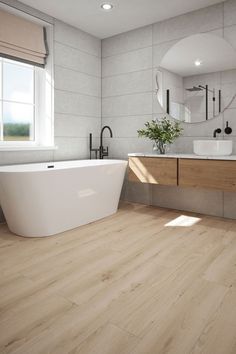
<box><xmin>179</xmin><ymin>159</ymin><xmax>236</xmax><ymax>191</ymax></box>
<box><xmin>128</xmin><ymin>157</ymin><xmax>177</xmax><ymax>185</ymax></box>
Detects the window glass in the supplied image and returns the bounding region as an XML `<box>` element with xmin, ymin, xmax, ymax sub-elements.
<box><xmin>3</xmin><ymin>102</ymin><xmax>34</xmax><ymax>141</ymax></box>
<box><xmin>0</xmin><ymin>58</ymin><xmax>35</xmax><ymax>142</ymax></box>
<box><xmin>3</xmin><ymin>61</ymin><xmax>34</xmax><ymax>104</ymax></box>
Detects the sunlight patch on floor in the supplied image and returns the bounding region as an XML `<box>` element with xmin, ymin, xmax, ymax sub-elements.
<box><xmin>165</xmin><ymin>215</ymin><xmax>201</xmax><ymax>227</ymax></box>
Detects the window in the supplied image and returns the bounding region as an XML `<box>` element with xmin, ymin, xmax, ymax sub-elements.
<box><xmin>0</xmin><ymin>57</ymin><xmax>37</xmax><ymax>143</ymax></box>
<box><xmin>0</xmin><ymin>8</ymin><xmax>54</xmax><ymax>150</ymax></box>
<box><xmin>0</xmin><ymin>56</ymin><xmax>53</xmax><ymax>149</ymax></box>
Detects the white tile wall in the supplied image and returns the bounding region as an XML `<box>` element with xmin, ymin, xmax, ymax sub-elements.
<box><xmin>224</xmin><ymin>0</ymin><xmax>236</xmax><ymax>26</ymax></box>
<box><xmin>54</xmin><ymin>20</ymin><xmax>101</xmax><ymax>57</ymax></box>
<box><xmin>102</xmin><ymin>25</ymin><xmax>152</xmax><ymax>57</ymax></box>
<box><xmin>152</xmin><ymin>3</ymin><xmax>223</xmax><ymax>45</ymax></box>
<box><xmin>168</xmin><ymin>136</ymin><xmax>196</xmax><ymax>153</ymax></box>
<box><xmin>182</xmin><ymin>115</ymin><xmax>223</xmax><ymax>137</ymax></box>
<box><xmin>102</xmin><ymin>92</ymin><xmax>152</xmax><ymax>117</ymax></box>
<box><xmin>54</xmin><ymin>137</ymin><xmax>89</xmax><ymax>161</ymax></box>
<box><xmin>223</xmin><ymin>191</ymin><xmax>236</xmax><ymax>218</ymax></box>
<box><xmin>54</xmin><ymin>21</ymin><xmax>101</xmax><ymax>162</ymax></box>
<box><xmin>124</xmin><ymin>182</ymin><xmax>152</xmax><ymax>205</ymax></box>
<box><xmin>54</xmin><ymin>42</ymin><xmax>101</xmax><ymax>77</ymax></box>
<box><xmin>55</xmin><ymin>66</ymin><xmax>101</xmax><ymax>97</ymax></box>
<box><xmin>102</xmin><ymin>70</ymin><xmax>152</xmax><ymax>97</ymax></box>
<box><xmin>0</xmin><ymin>150</ymin><xmax>54</xmax><ymax>165</ymax></box>
<box><xmin>101</xmin><ymin>0</ymin><xmax>236</xmax><ymax>219</ymax></box>
<box><xmin>55</xmin><ymin>90</ymin><xmax>101</xmax><ymax>117</ymax></box>
<box><xmin>223</xmin><ymin>109</ymin><xmax>236</xmax><ymax>137</ymax></box>
<box><xmin>102</xmin><ymin>137</ymin><xmax>153</xmax><ymax>160</ymax></box>
<box><xmin>102</xmin><ymin>115</ymin><xmax>153</xmax><ymax>138</ymax></box>
<box><xmin>55</xmin><ymin>114</ymin><xmax>101</xmax><ymax>138</ymax></box>
<box><xmin>223</xmin><ymin>25</ymin><xmax>236</xmax><ymax>50</ymax></box>
<box><xmin>152</xmin><ymin>185</ymin><xmax>224</xmax><ymax>217</ymax></box>
<box><xmin>102</xmin><ymin>47</ymin><xmax>152</xmax><ymax>77</ymax></box>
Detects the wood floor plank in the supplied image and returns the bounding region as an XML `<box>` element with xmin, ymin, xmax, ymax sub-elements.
<box><xmin>190</xmin><ymin>288</ymin><xmax>236</xmax><ymax>354</ymax></box>
<box><xmin>129</xmin><ymin>279</ymin><xmax>228</xmax><ymax>354</ymax></box>
<box><xmin>0</xmin><ymin>294</ymin><xmax>73</xmax><ymax>353</ymax></box>
<box><xmin>0</xmin><ymin>202</ymin><xmax>236</xmax><ymax>354</ymax></box>
<box><xmin>108</xmin><ymin>238</ymin><xmax>225</xmax><ymax>337</ymax></box>
<box><xmin>73</xmin><ymin>323</ymin><xmax>139</xmax><ymax>354</ymax></box>
<box><xmin>203</xmin><ymin>239</ymin><xmax>236</xmax><ymax>287</ymax></box>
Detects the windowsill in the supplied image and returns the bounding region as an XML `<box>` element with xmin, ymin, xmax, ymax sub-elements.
<box><xmin>0</xmin><ymin>145</ymin><xmax>58</xmax><ymax>152</ymax></box>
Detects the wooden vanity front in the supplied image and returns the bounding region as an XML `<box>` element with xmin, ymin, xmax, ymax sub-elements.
<box><xmin>128</xmin><ymin>156</ymin><xmax>177</xmax><ymax>185</ymax></box>
<box><xmin>128</xmin><ymin>155</ymin><xmax>236</xmax><ymax>192</ymax></box>
<box><xmin>179</xmin><ymin>158</ymin><xmax>236</xmax><ymax>191</ymax></box>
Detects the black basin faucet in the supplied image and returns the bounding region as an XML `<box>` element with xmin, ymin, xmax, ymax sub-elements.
<box><xmin>213</xmin><ymin>128</ymin><xmax>221</xmax><ymax>138</ymax></box>
<box><xmin>99</xmin><ymin>126</ymin><xmax>113</xmax><ymax>159</ymax></box>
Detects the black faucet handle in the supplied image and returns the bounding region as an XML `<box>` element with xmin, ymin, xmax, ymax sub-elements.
<box><xmin>225</xmin><ymin>121</ymin><xmax>232</xmax><ymax>135</ymax></box>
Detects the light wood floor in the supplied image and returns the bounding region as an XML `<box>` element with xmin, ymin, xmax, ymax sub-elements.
<box><xmin>1</xmin><ymin>202</ymin><xmax>236</xmax><ymax>354</ymax></box>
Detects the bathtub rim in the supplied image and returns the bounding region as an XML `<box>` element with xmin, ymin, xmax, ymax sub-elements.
<box><xmin>0</xmin><ymin>159</ymin><xmax>128</xmax><ymax>173</ymax></box>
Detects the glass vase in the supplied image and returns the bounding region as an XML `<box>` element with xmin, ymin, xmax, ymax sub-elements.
<box><xmin>153</xmin><ymin>141</ymin><xmax>167</xmax><ymax>154</ymax></box>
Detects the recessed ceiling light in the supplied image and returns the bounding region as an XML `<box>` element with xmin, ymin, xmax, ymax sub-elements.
<box><xmin>194</xmin><ymin>59</ymin><xmax>202</xmax><ymax>66</ymax></box>
<box><xmin>101</xmin><ymin>3</ymin><xmax>113</xmax><ymax>11</ymax></box>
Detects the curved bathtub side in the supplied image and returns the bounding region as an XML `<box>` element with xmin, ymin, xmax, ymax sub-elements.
<box><xmin>0</xmin><ymin>161</ymin><xmax>127</xmax><ymax>237</ymax></box>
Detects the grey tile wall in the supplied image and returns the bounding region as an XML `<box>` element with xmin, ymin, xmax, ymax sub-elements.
<box><xmin>102</xmin><ymin>24</ymin><xmax>153</xmax><ymax>162</ymax></box>
<box><xmin>101</xmin><ymin>0</ymin><xmax>236</xmax><ymax>219</ymax></box>
<box><xmin>152</xmin><ymin>3</ymin><xmax>223</xmax><ymax>45</ymax></box>
<box><xmin>102</xmin><ymin>25</ymin><xmax>152</xmax><ymax>57</ymax></box>
<box><xmin>54</xmin><ymin>20</ymin><xmax>101</xmax><ymax>57</ymax></box>
<box><xmin>54</xmin><ymin>20</ymin><xmax>101</xmax><ymax>161</ymax></box>
<box><xmin>152</xmin><ymin>185</ymin><xmax>224</xmax><ymax>217</ymax></box>
<box><xmin>224</xmin><ymin>0</ymin><xmax>236</xmax><ymax>26</ymax></box>
<box><xmin>54</xmin><ymin>42</ymin><xmax>101</xmax><ymax>77</ymax></box>
<box><xmin>102</xmin><ymin>70</ymin><xmax>152</xmax><ymax>97</ymax></box>
<box><xmin>102</xmin><ymin>47</ymin><xmax>152</xmax><ymax>77</ymax></box>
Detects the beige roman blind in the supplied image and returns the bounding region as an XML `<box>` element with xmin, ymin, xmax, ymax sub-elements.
<box><xmin>0</xmin><ymin>8</ymin><xmax>48</xmax><ymax>67</ymax></box>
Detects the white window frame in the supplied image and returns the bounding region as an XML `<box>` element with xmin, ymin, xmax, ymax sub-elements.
<box><xmin>0</xmin><ymin>6</ymin><xmax>55</xmax><ymax>151</ymax></box>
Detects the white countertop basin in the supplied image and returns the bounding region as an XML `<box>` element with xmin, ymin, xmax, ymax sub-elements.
<box><xmin>193</xmin><ymin>140</ymin><xmax>232</xmax><ymax>156</ymax></box>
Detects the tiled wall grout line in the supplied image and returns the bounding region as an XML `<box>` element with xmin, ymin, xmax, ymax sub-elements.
<box><xmin>54</xmin><ymin>39</ymin><xmax>101</xmax><ymax>59</ymax></box>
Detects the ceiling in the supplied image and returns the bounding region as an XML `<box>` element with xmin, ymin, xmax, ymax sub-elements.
<box><xmin>19</xmin><ymin>0</ymin><xmax>224</xmax><ymax>39</ymax></box>
<box><xmin>161</xmin><ymin>34</ymin><xmax>236</xmax><ymax>77</ymax></box>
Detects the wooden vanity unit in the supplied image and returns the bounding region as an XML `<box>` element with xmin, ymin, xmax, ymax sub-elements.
<box><xmin>128</xmin><ymin>155</ymin><xmax>236</xmax><ymax>192</ymax></box>
<box><xmin>179</xmin><ymin>158</ymin><xmax>236</xmax><ymax>191</ymax></box>
<box><xmin>128</xmin><ymin>156</ymin><xmax>178</xmax><ymax>185</ymax></box>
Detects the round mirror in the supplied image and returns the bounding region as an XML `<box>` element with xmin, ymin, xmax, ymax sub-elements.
<box><xmin>156</xmin><ymin>33</ymin><xmax>236</xmax><ymax>123</ymax></box>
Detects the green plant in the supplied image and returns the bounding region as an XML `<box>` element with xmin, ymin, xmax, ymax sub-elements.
<box><xmin>4</xmin><ymin>123</ymin><xmax>30</xmax><ymax>137</ymax></box>
<box><xmin>137</xmin><ymin>117</ymin><xmax>183</xmax><ymax>154</ymax></box>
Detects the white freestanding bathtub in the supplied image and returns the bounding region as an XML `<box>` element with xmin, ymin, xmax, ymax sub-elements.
<box><xmin>0</xmin><ymin>159</ymin><xmax>127</xmax><ymax>237</ymax></box>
